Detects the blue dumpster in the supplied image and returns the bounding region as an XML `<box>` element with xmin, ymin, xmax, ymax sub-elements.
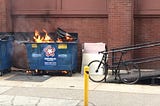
<box><xmin>0</xmin><ymin>35</ymin><xmax>13</xmax><ymax>76</ymax></box>
<box><xmin>25</xmin><ymin>33</ymin><xmax>78</xmax><ymax>76</ymax></box>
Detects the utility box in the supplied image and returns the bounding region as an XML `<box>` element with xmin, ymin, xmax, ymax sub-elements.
<box><xmin>81</xmin><ymin>43</ymin><xmax>106</xmax><ymax>74</ymax></box>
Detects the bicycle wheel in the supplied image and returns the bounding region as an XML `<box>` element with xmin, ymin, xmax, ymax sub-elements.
<box><xmin>88</xmin><ymin>60</ymin><xmax>107</xmax><ymax>82</ymax></box>
<box><xmin>118</xmin><ymin>63</ymin><xmax>141</xmax><ymax>84</ymax></box>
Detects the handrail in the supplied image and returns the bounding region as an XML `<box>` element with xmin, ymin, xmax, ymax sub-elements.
<box><xmin>110</xmin><ymin>41</ymin><xmax>160</xmax><ymax>53</ymax></box>
<box><xmin>110</xmin><ymin>41</ymin><xmax>160</xmax><ymax>67</ymax></box>
<box><xmin>113</xmin><ymin>55</ymin><xmax>160</xmax><ymax>65</ymax></box>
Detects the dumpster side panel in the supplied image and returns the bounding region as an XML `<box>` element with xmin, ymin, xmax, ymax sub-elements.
<box><xmin>25</xmin><ymin>42</ymin><xmax>78</xmax><ymax>72</ymax></box>
<box><xmin>25</xmin><ymin>43</ymin><xmax>42</xmax><ymax>70</ymax></box>
<box><xmin>0</xmin><ymin>40</ymin><xmax>13</xmax><ymax>70</ymax></box>
<box><xmin>57</xmin><ymin>43</ymin><xmax>78</xmax><ymax>71</ymax></box>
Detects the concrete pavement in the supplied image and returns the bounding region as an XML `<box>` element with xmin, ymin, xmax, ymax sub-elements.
<box><xmin>0</xmin><ymin>71</ymin><xmax>160</xmax><ymax>106</ymax></box>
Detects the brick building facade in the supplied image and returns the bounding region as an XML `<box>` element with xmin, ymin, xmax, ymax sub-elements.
<box><xmin>0</xmin><ymin>0</ymin><xmax>159</xmax><ymax>69</ymax></box>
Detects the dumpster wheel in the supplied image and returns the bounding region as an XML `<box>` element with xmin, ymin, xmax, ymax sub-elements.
<box><xmin>31</xmin><ymin>70</ymin><xmax>36</xmax><ymax>76</ymax></box>
<box><xmin>31</xmin><ymin>69</ymin><xmax>39</xmax><ymax>76</ymax></box>
<box><xmin>67</xmin><ymin>71</ymin><xmax>72</xmax><ymax>77</ymax></box>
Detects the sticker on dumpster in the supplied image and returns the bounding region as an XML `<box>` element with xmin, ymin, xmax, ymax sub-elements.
<box><xmin>44</xmin><ymin>58</ymin><xmax>57</xmax><ymax>66</ymax></box>
<box><xmin>44</xmin><ymin>57</ymin><xmax>56</xmax><ymax>61</ymax></box>
<box><xmin>58</xmin><ymin>44</ymin><xmax>67</xmax><ymax>49</ymax></box>
<box><xmin>32</xmin><ymin>53</ymin><xmax>41</xmax><ymax>57</ymax></box>
<box><xmin>58</xmin><ymin>54</ymin><xmax>67</xmax><ymax>58</ymax></box>
<box><xmin>43</xmin><ymin>45</ymin><xmax>55</xmax><ymax>57</ymax></box>
<box><xmin>32</xmin><ymin>44</ymin><xmax>37</xmax><ymax>48</ymax></box>
<box><xmin>44</xmin><ymin>62</ymin><xmax>56</xmax><ymax>66</ymax></box>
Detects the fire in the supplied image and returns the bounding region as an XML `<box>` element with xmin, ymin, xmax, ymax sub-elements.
<box><xmin>65</xmin><ymin>34</ymin><xmax>74</xmax><ymax>41</ymax></box>
<box><xmin>33</xmin><ymin>28</ymin><xmax>75</xmax><ymax>43</ymax></box>
<box><xmin>62</xmin><ymin>70</ymin><xmax>68</xmax><ymax>74</ymax></box>
<box><xmin>56</xmin><ymin>38</ymin><xmax>63</xmax><ymax>43</ymax></box>
<box><xmin>33</xmin><ymin>29</ymin><xmax>54</xmax><ymax>43</ymax></box>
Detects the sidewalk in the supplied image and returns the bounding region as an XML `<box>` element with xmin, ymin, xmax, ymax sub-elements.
<box><xmin>0</xmin><ymin>71</ymin><xmax>160</xmax><ymax>106</ymax></box>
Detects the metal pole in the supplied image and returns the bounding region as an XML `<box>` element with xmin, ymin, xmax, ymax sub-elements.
<box><xmin>84</xmin><ymin>66</ymin><xmax>89</xmax><ymax>106</ymax></box>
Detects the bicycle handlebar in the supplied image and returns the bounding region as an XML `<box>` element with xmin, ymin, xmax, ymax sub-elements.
<box><xmin>98</xmin><ymin>50</ymin><xmax>127</xmax><ymax>54</ymax></box>
<box><xmin>98</xmin><ymin>50</ymin><xmax>108</xmax><ymax>54</ymax></box>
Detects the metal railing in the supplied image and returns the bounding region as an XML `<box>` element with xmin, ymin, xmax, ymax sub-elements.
<box><xmin>110</xmin><ymin>41</ymin><xmax>160</xmax><ymax>66</ymax></box>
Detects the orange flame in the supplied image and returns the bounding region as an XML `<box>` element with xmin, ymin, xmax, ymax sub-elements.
<box><xmin>56</xmin><ymin>38</ymin><xmax>63</xmax><ymax>43</ymax></box>
<box><xmin>33</xmin><ymin>29</ymin><xmax>75</xmax><ymax>43</ymax></box>
<box><xmin>65</xmin><ymin>35</ymin><xmax>74</xmax><ymax>41</ymax></box>
<box><xmin>33</xmin><ymin>29</ymin><xmax>54</xmax><ymax>43</ymax></box>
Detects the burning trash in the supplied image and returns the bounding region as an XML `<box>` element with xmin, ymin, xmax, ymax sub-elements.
<box><xmin>33</xmin><ymin>29</ymin><xmax>53</xmax><ymax>43</ymax></box>
<box><xmin>56</xmin><ymin>28</ymin><xmax>75</xmax><ymax>42</ymax></box>
<box><xmin>33</xmin><ymin>28</ymin><xmax>77</xmax><ymax>43</ymax></box>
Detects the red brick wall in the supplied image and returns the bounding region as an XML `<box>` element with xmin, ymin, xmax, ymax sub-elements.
<box><xmin>13</xmin><ymin>17</ymin><xmax>108</xmax><ymax>43</ymax></box>
<box><xmin>134</xmin><ymin>18</ymin><xmax>160</xmax><ymax>68</ymax></box>
<box><xmin>134</xmin><ymin>0</ymin><xmax>160</xmax><ymax>69</ymax></box>
<box><xmin>107</xmin><ymin>0</ymin><xmax>134</xmax><ymax>50</ymax></box>
<box><xmin>0</xmin><ymin>0</ymin><xmax>12</xmax><ymax>32</ymax></box>
<box><xmin>134</xmin><ymin>18</ymin><xmax>160</xmax><ymax>43</ymax></box>
<box><xmin>107</xmin><ymin>0</ymin><xmax>134</xmax><ymax>63</ymax></box>
<box><xmin>0</xmin><ymin>0</ymin><xmax>7</xmax><ymax>31</ymax></box>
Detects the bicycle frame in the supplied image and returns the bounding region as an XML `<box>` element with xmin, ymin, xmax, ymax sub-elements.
<box><xmin>88</xmin><ymin>46</ymin><xmax>141</xmax><ymax>84</ymax></box>
<box><xmin>111</xmin><ymin>51</ymin><xmax>127</xmax><ymax>80</ymax></box>
<box><xmin>98</xmin><ymin>50</ymin><xmax>127</xmax><ymax>81</ymax></box>
<box><xmin>96</xmin><ymin>51</ymin><xmax>108</xmax><ymax>71</ymax></box>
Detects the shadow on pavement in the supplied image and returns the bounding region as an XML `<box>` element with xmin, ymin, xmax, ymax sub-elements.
<box><xmin>5</xmin><ymin>71</ymin><xmax>51</xmax><ymax>82</ymax></box>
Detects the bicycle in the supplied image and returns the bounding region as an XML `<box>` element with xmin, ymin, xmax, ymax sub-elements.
<box><xmin>88</xmin><ymin>48</ymin><xmax>141</xmax><ymax>84</ymax></box>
